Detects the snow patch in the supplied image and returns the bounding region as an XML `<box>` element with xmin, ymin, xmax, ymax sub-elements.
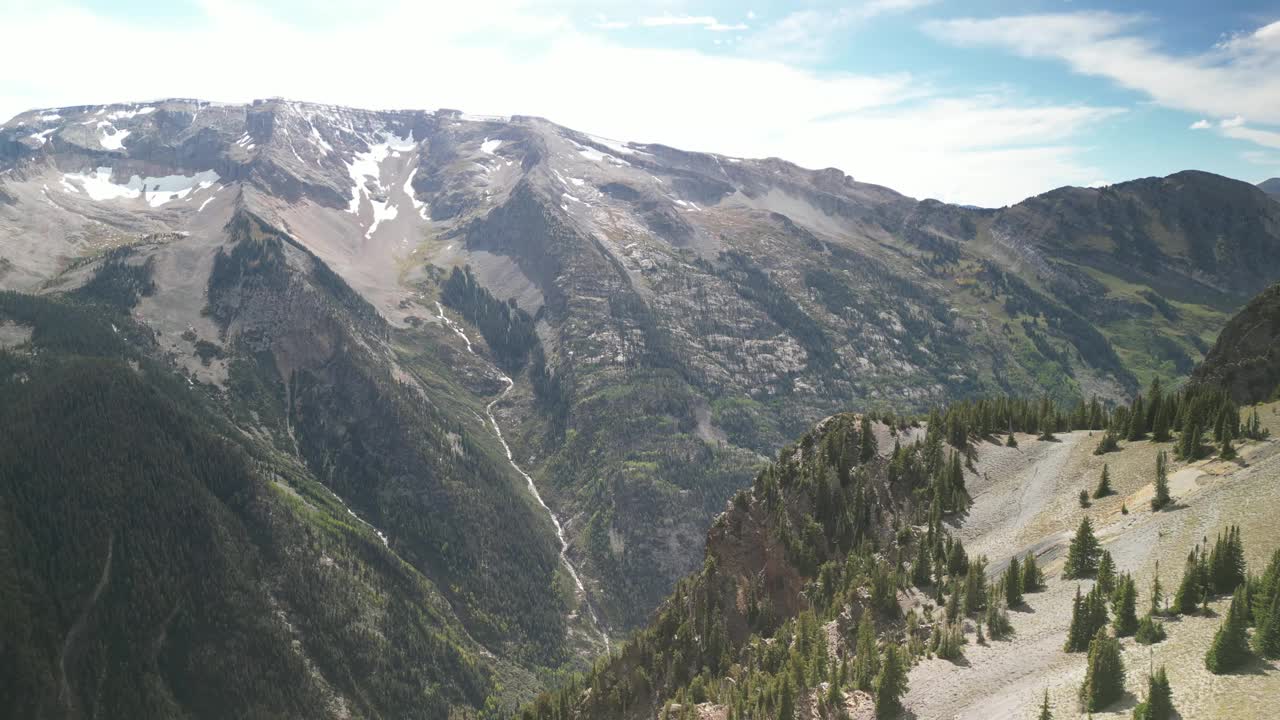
<box><xmin>587</xmin><ymin>134</ymin><xmax>642</xmax><ymax>156</ymax></box>
<box><xmin>98</xmin><ymin>124</ymin><xmax>129</xmax><ymax>150</ymax></box>
<box><xmin>578</xmin><ymin>147</ymin><xmax>631</xmax><ymax>167</ymax></box>
<box><xmin>403</xmin><ymin>168</ymin><xmax>429</xmax><ymax>220</ymax></box>
<box><xmin>37</xmin><ymin>113</ymin><xmax>61</xmax><ymax>122</ymax></box>
<box><xmin>28</xmin><ymin>128</ymin><xmax>55</xmax><ymax>146</ymax></box>
<box><xmin>105</xmin><ymin>107</ymin><xmax>155</xmax><ymax>121</ymax></box>
<box><xmin>61</xmin><ymin>167</ymin><xmax>220</xmax><ymax>207</ymax></box>
<box><xmin>480</xmin><ymin>138</ymin><xmax>502</xmax><ymax>155</ymax></box>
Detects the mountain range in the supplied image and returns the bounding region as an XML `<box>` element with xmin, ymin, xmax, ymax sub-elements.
<box><xmin>3</xmin><ymin>98</ymin><xmax>1280</xmax><ymax>718</ymax></box>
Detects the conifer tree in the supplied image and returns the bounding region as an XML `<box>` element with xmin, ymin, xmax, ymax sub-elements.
<box><xmin>1005</xmin><ymin>556</ymin><xmax>1022</xmax><ymax>607</ymax></box>
<box><xmin>1096</xmin><ymin>551</ymin><xmax>1116</xmax><ymax>596</ymax></box>
<box><xmin>1065</xmin><ymin>517</ymin><xmax>1101</xmax><ymax>578</ymax></box>
<box><xmin>1178</xmin><ymin>419</ymin><xmax>1201</xmax><ymax>460</ymax></box>
<box><xmin>912</xmin><ymin>540</ymin><xmax>932</xmax><ymax>588</ymax></box>
<box><xmin>1079</xmin><ymin>628</ymin><xmax>1125</xmax><ymax>711</ymax></box>
<box><xmin>1127</xmin><ymin>395</ymin><xmax>1146</xmax><ymax>441</ymax></box>
<box><xmin>1205</xmin><ymin>585</ymin><xmax>1252</xmax><ymax>674</ymax></box>
<box><xmin>1173</xmin><ymin>545</ymin><xmax>1204</xmax><ymax>615</ymax></box>
<box><xmin>1022</xmin><ymin>552</ymin><xmax>1042</xmax><ymax>592</ymax></box>
<box><xmin>1152</xmin><ymin>400</ymin><xmax>1172</xmax><ymax>442</ymax></box>
<box><xmin>853</xmin><ymin>612</ymin><xmax>879</xmax><ymax>692</ymax></box>
<box><xmin>1066</xmin><ymin>584</ymin><xmax>1110</xmax><ymax>652</ymax></box>
<box><xmin>1113</xmin><ymin>574</ymin><xmax>1139</xmax><ymax>637</ymax></box>
<box><xmin>779</xmin><ymin>675</ymin><xmax>795</xmax><ymax>720</ymax></box>
<box><xmin>1038</xmin><ymin>689</ymin><xmax>1052</xmax><ymax>720</ymax></box>
<box><xmin>1152</xmin><ymin>451</ymin><xmax>1171</xmax><ymax>511</ymax></box>
<box><xmin>860</xmin><ymin>415</ymin><xmax>878</xmax><ymax>463</ymax></box>
<box><xmin>1149</xmin><ymin>560</ymin><xmax>1164</xmax><ymax>615</ymax></box>
<box><xmin>1132</xmin><ymin>665</ymin><xmax>1174</xmax><ymax>720</ymax></box>
<box><xmin>1093</xmin><ymin>464</ymin><xmax>1112</xmax><ymax>498</ymax></box>
<box><xmin>1255</xmin><ymin>588</ymin><xmax>1280</xmax><ymax>659</ymax></box>
<box><xmin>1006</xmin><ymin>432</ymin><xmax>1018</xmax><ymax>448</ymax></box>
<box><xmin>873</xmin><ymin>643</ymin><xmax>908</xmax><ymax>719</ymax></box>
<box><xmin>1135</xmin><ymin>613</ymin><xmax>1166</xmax><ymax>645</ymax></box>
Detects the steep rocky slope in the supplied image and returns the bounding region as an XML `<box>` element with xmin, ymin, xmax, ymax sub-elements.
<box><xmin>1192</xmin><ymin>281</ymin><xmax>1280</xmax><ymax>404</ymax></box>
<box><xmin>1259</xmin><ymin>178</ymin><xmax>1280</xmax><ymax>198</ymax></box>
<box><xmin>5</xmin><ymin>97</ymin><xmax>1280</xmax><ymax>641</ymax></box>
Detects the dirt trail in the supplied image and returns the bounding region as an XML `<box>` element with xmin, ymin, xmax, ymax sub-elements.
<box><xmin>906</xmin><ymin>417</ymin><xmax>1280</xmax><ymax>719</ymax></box>
<box><xmin>59</xmin><ymin>533</ymin><xmax>114</xmax><ymax>712</ymax></box>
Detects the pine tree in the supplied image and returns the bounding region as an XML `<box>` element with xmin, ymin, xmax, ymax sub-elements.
<box><xmin>1178</xmin><ymin>419</ymin><xmax>1201</xmax><ymax>460</ymax></box>
<box><xmin>1152</xmin><ymin>450</ymin><xmax>1171</xmax><ymax>511</ymax></box>
<box><xmin>1152</xmin><ymin>400</ymin><xmax>1172</xmax><ymax>442</ymax></box>
<box><xmin>1005</xmin><ymin>556</ymin><xmax>1022</xmax><ymax>607</ymax></box>
<box><xmin>1022</xmin><ymin>552</ymin><xmax>1042</xmax><ymax>592</ymax></box>
<box><xmin>779</xmin><ymin>674</ymin><xmax>795</xmax><ymax>720</ymax></box>
<box><xmin>1205</xmin><ymin>585</ymin><xmax>1252</xmax><ymax>673</ymax></box>
<box><xmin>1079</xmin><ymin>628</ymin><xmax>1125</xmax><ymax>711</ymax></box>
<box><xmin>1066</xmin><ymin>584</ymin><xmax>1110</xmax><ymax>652</ymax></box>
<box><xmin>1093</xmin><ymin>464</ymin><xmax>1112</xmax><ymax>498</ymax></box>
<box><xmin>912</xmin><ymin>540</ymin><xmax>932</xmax><ymax>588</ymax></box>
<box><xmin>1064</xmin><ymin>517</ymin><xmax>1101</xmax><ymax>578</ymax></box>
<box><xmin>1132</xmin><ymin>665</ymin><xmax>1174</xmax><ymax>720</ymax></box>
<box><xmin>1006</xmin><ymin>432</ymin><xmax>1018</xmax><ymax>448</ymax></box>
<box><xmin>1135</xmin><ymin>613</ymin><xmax>1166</xmax><ymax>645</ymax></box>
<box><xmin>1149</xmin><ymin>560</ymin><xmax>1164</xmax><ymax>615</ymax></box>
<box><xmin>853</xmin><ymin>612</ymin><xmax>879</xmax><ymax>691</ymax></box>
<box><xmin>860</xmin><ymin>415</ymin><xmax>878</xmax><ymax>463</ymax></box>
<box><xmin>1096</xmin><ymin>551</ymin><xmax>1116</xmax><ymax>596</ymax></box>
<box><xmin>1173</xmin><ymin>546</ymin><xmax>1204</xmax><ymax>615</ymax></box>
<box><xmin>1127</xmin><ymin>395</ymin><xmax>1146</xmax><ymax>441</ymax></box>
<box><xmin>1038</xmin><ymin>689</ymin><xmax>1052</xmax><ymax>720</ymax></box>
<box><xmin>873</xmin><ymin>643</ymin><xmax>908</xmax><ymax>719</ymax></box>
<box><xmin>1255</xmin><ymin>588</ymin><xmax>1280</xmax><ymax>659</ymax></box>
<box><xmin>1113</xmin><ymin>574</ymin><xmax>1139</xmax><ymax>637</ymax></box>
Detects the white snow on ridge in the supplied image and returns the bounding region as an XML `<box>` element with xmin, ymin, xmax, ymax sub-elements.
<box><xmin>37</xmin><ymin>113</ymin><xmax>61</xmax><ymax>122</ymax></box>
<box><xmin>403</xmin><ymin>168</ymin><xmax>429</xmax><ymax>220</ymax></box>
<box><xmin>105</xmin><ymin>107</ymin><xmax>155</xmax><ymax>121</ymax></box>
<box><xmin>587</xmin><ymin>134</ymin><xmax>641</xmax><ymax>156</ymax></box>
<box><xmin>28</xmin><ymin>128</ymin><xmax>56</xmax><ymax>146</ymax></box>
<box><xmin>98</xmin><ymin>124</ymin><xmax>130</xmax><ymax>150</ymax></box>
<box><xmin>480</xmin><ymin>138</ymin><xmax>502</xmax><ymax>155</ymax></box>
<box><xmin>61</xmin><ymin>167</ymin><xmax>221</xmax><ymax>207</ymax></box>
<box><xmin>578</xmin><ymin>146</ymin><xmax>631</xmax><ymax>167</ymax></box>
<box><xmin>346</xmin><ymin>131</ymin><xmax>417</xmax><ymax>214</ymax></box>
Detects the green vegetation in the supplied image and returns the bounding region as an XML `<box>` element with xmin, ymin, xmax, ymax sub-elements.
<box><xmin>1206</xmin><ymin>586</ymin><xmax>1252</xmax><ymax>673</ymax></box>
<box><xmin>1079</xmin><ymin>629</ymin><xmax>1125</xmax><ymax>711</ymax></box>
<box><xmin>1064</xmin><ymin>517</ymin><xmax>1101</xmax><ymax>579</ymax></box>
<box><xmin>1132</xmin><ymin>666</ymin><xmax>1174</xmax><ymax>720</ymax></box>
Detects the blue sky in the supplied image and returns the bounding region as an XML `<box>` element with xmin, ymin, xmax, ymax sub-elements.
<box><xmin>3</xmin><ymin>0</ymin><xmax>1279</xmax><ymax>206</ymax></box>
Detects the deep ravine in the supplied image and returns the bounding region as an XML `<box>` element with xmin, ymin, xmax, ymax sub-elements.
<box><xmin>436</xmin><ymin>303</ymin><xmax>611</xmax><ymax>650</ymax></box>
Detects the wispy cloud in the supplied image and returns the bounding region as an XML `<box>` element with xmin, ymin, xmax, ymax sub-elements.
<box><xmin>638</xmin><ymin>14</ymin><xmax>747</xmax><ymax>32</ymax></box>
<box><xmin>923</xmin><ymin>12</ymin><xmax>1280</xmax><ymax>154</ymax></box>
<box><xmin>1189</xmin><ymin>119</ymin><xmax>1212</xmax><ymax>130</ymax></box>
<box><xmin>745</xmin><ymin>0</ymin><xmax>936</xmax><ymax>63</ymax></box>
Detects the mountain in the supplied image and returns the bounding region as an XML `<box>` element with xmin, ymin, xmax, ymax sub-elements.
<box><xmin>4</xmin><ymin>98</ymin><xmax>1280</xmax><ymax>715</ymax></box>
<box><xmin>1192</xmin><ymin>281</ymin><xmax>1280</xmax><ymax>403</ymax></box>
<box><xmin>1260</xmin><ymin>178</ymin><xmax>1280</xmax><ymax>198</ymax></box>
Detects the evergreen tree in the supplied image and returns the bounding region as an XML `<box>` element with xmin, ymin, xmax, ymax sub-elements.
<box><xmin>1127</xmin><ymin>395</ymin><xmax>1146</xmax><ymax>441</ymax></box>
<box><xmin>1022</xmin><ymin>552</ymin><xmax>1043</xmax><ymax>592</ymax></box>
<box><xmin>1038</xmin><ymin>689</ymin><xmax>1052</xmax><ymax>720</ymax></box>
<box><xmin>1093</xmin><ymin>464</ymin><xmax>1112</xmax><ymax>498</ymax></box>
<box><xmin>1152</xmin><ymin>400</ymin><xmax>1172</xmax><ymax>442</ymax></box>
<box><xmin>1205</xmin><ymin>586</ymin><xmax>1252</xmax><ymax>674</ymax></box>
<box><xmin>1152</xmin><ymin>451</ymin><xmax>1171</xmax><ymax>511</ymax></box>
<box><xmin>1079</xmin><ymin>489</ymin><xmax>1090</xmax><ymax>508</ymax></box>
<box><xmin>1135</xmin><ymin>613</ymin><xmax>1166</xmax><ymax>645</ymax></box>
<box><xmin>911</xmin><ymin>540</ymin><xmax>932</xmax><ymax>588</ymax></box>
<box><xmin>1094</xmin><ymin>431</ymin><xmax>1120</xmax><ymax>455</ymax></box>
<box><xmin>1079</xmin><ymin>628</ymin><xmax>1125</xmax><ymax>711</ymax></box>
<box><xmin>1064</xmin><ymin>517</ymin><xmax>1101</xmax><ymax>578</ymax></box>
<box><xmin>1096</xmin><ymin>551</ymin><xmax>1116</xmax><ymax>596</ymax></box>
<box><xmin>1066</xmin><ymin>585</ymin><xmax>1110</xmax><ymax>652</ymax></box>
<box><xmin>1149</xmin><ymin>560</ymin><xmax>1164</xmax><ymax>615</ymax></box>
<box><xmin>1132</xmin><ymin>665</ymin><xmax>1174</xmax><ymax>720</ymax></box>
<box><xmin>1173</xmin><ymin>545</ymin><xmax>1205</xmax><ymax>615</ymax></box>
<box><xmin>1208</xmin><ymin>525</ymin><xmax>1246</xmax><ymax>595</ymax></box>
<box><xmin>1113</xmin><ymin>574</ymin><xmax>1139</xmax><ymax>637</ymax></box>
<box><xmin>860</xmin><ymin>415</ymin><xmax>878</xmax><ymax>463</ymax></box>
<box><xmin>1006</xmin><ymin>432</ymin><xmax>1018</xmax><ymax>448</ymax></box>
<box><xmin>1254</xmin><ymin>588</ymin><xmax>1280</xmax><ymax>659</ymax></box>
<box><xmin>852</xmin><ymin>612</ymin><xmax>879</xmax><ymax>692</ymax></box>
<box><xmin>1178</xmin><ymin>419</ymin><xmax>1201</xmax><ymax>460</ymax></box>
<box><xmin>778</xmin><ymin>674</ymin><xmax>795</xmax><ymax>720</ymax></box>
<box><xmin>1005</xmin><ymin>556</ymin><xmax>1023</xmax><ymax>607</ymax></box>
<box><xmin>873</xmin><ymin>643</ymin><xmax>908</xmax><ymax>719</ymax></box>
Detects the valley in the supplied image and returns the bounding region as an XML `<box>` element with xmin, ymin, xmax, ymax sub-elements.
<box><xmin>2</xmin><ymin>96</ymin><xmax>1280</xmax><ymax>719</ymax></box>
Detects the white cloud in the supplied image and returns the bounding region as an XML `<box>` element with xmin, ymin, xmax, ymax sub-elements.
<box><xmin>746</xmin><ymin>0</ymin><xmax>935</xmax><ymax>63</ymax></box>
<box><xmin>1189</xmin><ymin>119</ymin><xmax>1211</xmax><ymax>130</ymax></box>
<box><xmin>0</xmin><ymin>1</ymin><xmax>1119</xmax><ymax>207</ymax></box>
<box><xmin>639</xmin><ymin>14</ymin><xmax>746</xmax><ymax>32</ymax></box>
<box><xmin>1222</xmin><ymin>124</ymin><xmax>1280</xmax><ymax>150</ymax></box>
<box><xmin>924</xmin><ymin>12</ymin><xmax>1280</xmax><ymax>130</ymax></box>
<box><xmin>1220</xmin><ymin>115</ymin><xmax>1247</xmax><ymax>129</ymax></box>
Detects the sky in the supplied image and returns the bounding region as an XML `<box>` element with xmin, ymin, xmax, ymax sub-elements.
<box><xmin>2</xmin><ymin>0</ymin><xmax>1278</xmax><ymax>207</ymax></box>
